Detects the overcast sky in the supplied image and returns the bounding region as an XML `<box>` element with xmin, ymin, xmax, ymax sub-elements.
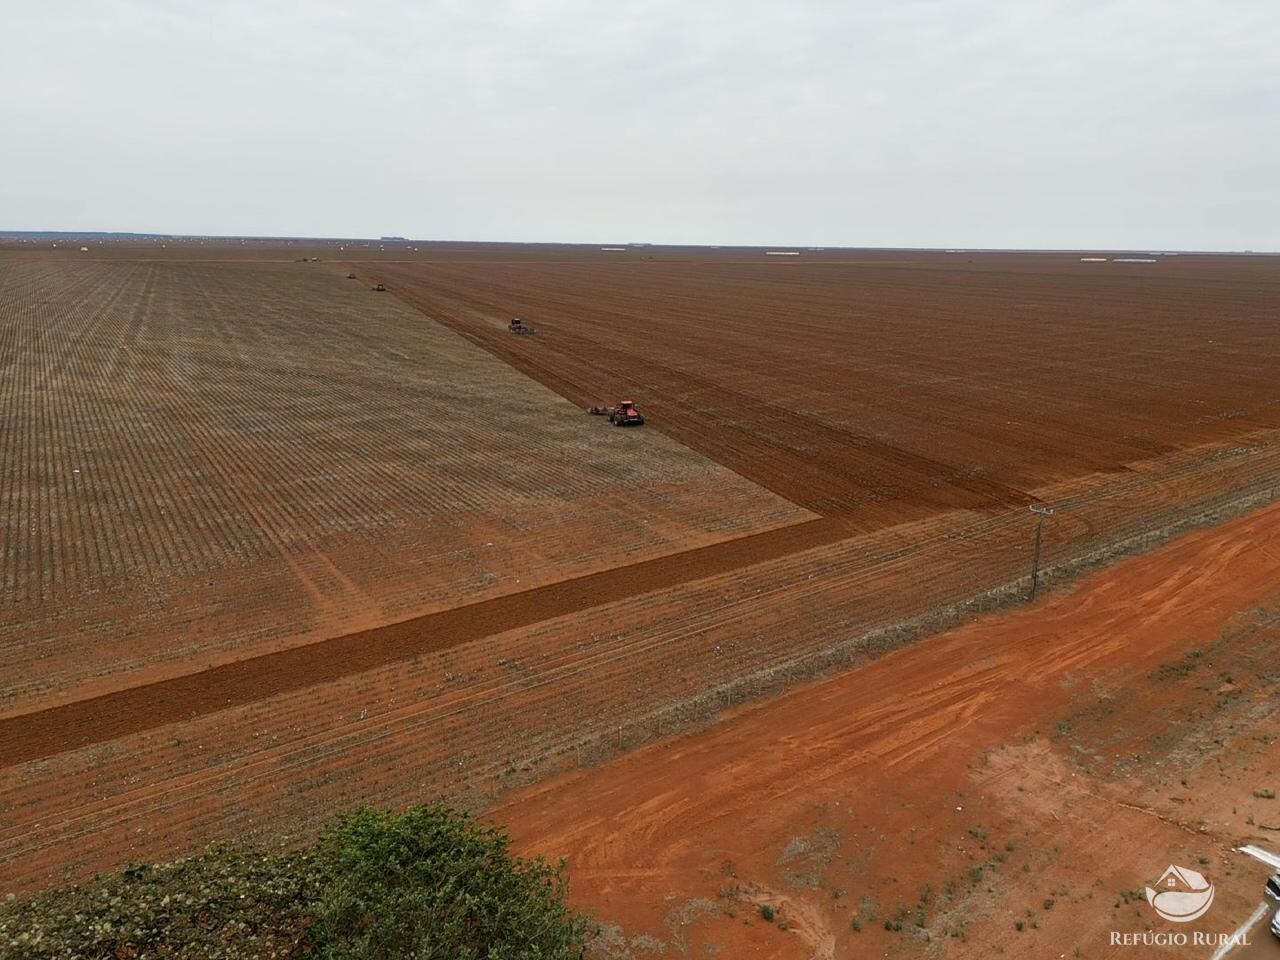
<box><xmin>2</xmin><ymin>0</ymin><xmax>1277</xmax><ymax>249</ymax></box>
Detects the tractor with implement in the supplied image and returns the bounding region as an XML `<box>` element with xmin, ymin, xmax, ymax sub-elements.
<box><xmin>509</xmin><ymin>317</ymin><xmax>534</xmax><ymax>335</ymax></box>
<box><xmin>607</xmin><ymin>399</ymin><xmax>645</xmax><ymax>426</ymax></box>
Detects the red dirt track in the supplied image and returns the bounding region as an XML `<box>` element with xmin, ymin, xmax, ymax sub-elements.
<box><xmin>1</xmin><ymin>241</ymin><xmax>1278</xmax><ymax>923</ymax></box>
<box><xmin>496</xmin><ymin>500</ymin><xmax>1280</xmax><ymax>959</ymax></box>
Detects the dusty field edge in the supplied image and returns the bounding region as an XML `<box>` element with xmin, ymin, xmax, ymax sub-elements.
<box><xmin>472</xmin><ymin>477</ymin><xmax>1280</xmax><ymax>807</ymax></box>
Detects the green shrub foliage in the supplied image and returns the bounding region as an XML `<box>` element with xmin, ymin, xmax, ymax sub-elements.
<box><xmin>0</xmin><ymin>804</ymin><xmax>587</xmax><ymax>960</ymax></box>
<box><xmin>309</xmin><ymin>805</ymin><xmax>587</xmax><ymax>960</ymax></box>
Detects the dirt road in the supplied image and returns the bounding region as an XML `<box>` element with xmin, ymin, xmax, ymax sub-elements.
<box><xmin>495</xmin><ymin>500</ymin><xmax>1280</xmax><ymax>958</ymax></box>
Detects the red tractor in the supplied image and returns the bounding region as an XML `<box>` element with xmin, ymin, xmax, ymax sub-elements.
<box><xmin>608</xmin><ymin>399</ymin><xmax>645</xmax><ymax>426</ymax></box>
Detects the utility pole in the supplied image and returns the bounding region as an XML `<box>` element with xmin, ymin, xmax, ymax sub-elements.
<box><xmin>1028</xmin><ymin>504</ymin><xmax>1055</xmax><ymax>601</ymax></box>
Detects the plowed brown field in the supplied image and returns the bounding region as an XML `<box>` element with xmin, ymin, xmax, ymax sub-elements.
<box><xmin>1</xmin><ymin>243</ymin><xmax>1277</xmax><ymax>919</ymax></box>
<box><xmin>0</xmin><ymin>259</ymin><xmax>806</xmax><ymax>714</ymax></box>
<box><xmin>373</xmin><ymin>252</ymin><xmax>1279</xmax><ymax>523</ymax></box>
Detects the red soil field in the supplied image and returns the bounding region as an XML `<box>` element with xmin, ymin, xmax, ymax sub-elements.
<box><xmin>0</xmin><ymin>242</ymin><xmax>1277</xmax><ymax>926</ymax></box>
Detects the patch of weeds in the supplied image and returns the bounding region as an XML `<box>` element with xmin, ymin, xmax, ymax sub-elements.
<box><xmin>881</xmin><ymin>901</ymin><xmax>910</xmax><ymax>932</ymax></box>
<box><xmin>1153</xmin><ymin>648</ymin><xmax>1205</xmax><ymax>682</ymax></box>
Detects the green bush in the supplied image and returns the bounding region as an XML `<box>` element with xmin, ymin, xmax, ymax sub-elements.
<box><xmin>308</xmin><ymin>805</ymin><xmax>587</xmax><ymax>960</ymax></box>
<box><xmin>0</xmin><ymin>804</ymin><xmax>588</xmax><ymax>960</ymax></box>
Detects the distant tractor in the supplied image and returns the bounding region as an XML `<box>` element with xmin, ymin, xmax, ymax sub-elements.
<box><xmin>372</xmin><ymin>282</ymin><xmax>386</xmax><ymax>292</ymax></box>
<box><xmin>509</xmin><ymin>317</ymin><xmax>534</xmax><ymax>335</ymax></box>
<box><xmin>347</xmin><ymin>272</ymin><xmax>358</xmax><ymax>279</ymax></box>
<box><xmin>608</xmin><ymin>400</ymin><xmax>645</xmax><ymax>426</ymax></box>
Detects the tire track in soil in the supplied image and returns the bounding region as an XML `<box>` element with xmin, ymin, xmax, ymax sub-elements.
<box><xmin>0</xmin><ymin>515</ymin><xmax>841</xmax><ymax>766</ymax></box>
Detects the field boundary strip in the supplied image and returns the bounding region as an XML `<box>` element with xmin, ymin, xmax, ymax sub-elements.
<box><xmin>0</xmin><ymin>517</ymin><xmax>842</xmax><ymax>765</ymax></box>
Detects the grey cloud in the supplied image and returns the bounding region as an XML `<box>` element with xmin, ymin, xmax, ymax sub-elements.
<box><xmin>1</xmin><ymin>0</ymin><xmax>1276</xmax><ymax>248</ymax></box>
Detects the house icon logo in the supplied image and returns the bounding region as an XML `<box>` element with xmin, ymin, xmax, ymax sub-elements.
<box><xmin>1145</xmin><ymin>865</ymin><xmax>1215</xmax><ymax>922</ymax></box>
